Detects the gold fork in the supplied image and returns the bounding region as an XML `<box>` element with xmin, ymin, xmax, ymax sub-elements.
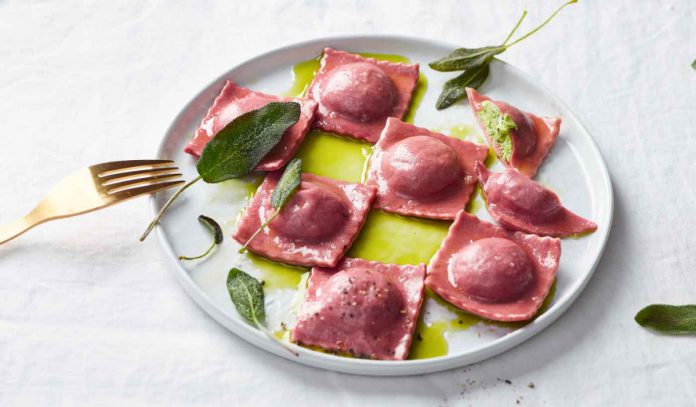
<box><xmin>0</xmin><ymin>160</ymin><xmax>184</xmax><ymax>245</ymax></box>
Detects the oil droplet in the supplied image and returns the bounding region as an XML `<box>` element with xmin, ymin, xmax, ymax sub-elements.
<box><xmin>466</xmin><ymin>184</ymin><xmax>485</xmax><ymax>215</ymax></box>
<box><xmin>274</xmin><ymin>328</ymin><xmax>290</xmax><ymax>341</ymax></box>
<box><xmin>403</xmin><ymin>73</ymin><xmax>428</xmax><ymax>123</ymax></box>
<box><xmin>443</xmin><ymin>124</ymin><xmax>477</xmax><ymax>140</ymax></box>
<box><xmin>485</xmin><ymin>147</ymin><xmax>498</xmax><ymax>166</ymax></box>
<box><xmin>360</xmin><ymin>145</ymin><xmax>373</xmax><ymax>183</ymax></box>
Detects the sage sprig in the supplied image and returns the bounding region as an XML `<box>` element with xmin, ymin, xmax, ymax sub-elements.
<box><xmin>139</xmin><ymin>102</ymin><xmax>301</xmax><ymax>241</ymax></box>
<box><xmin>430</xmin><ymin>0</ymin><xmax>577</xmax><ymax>109</ymax></box>
<box><xmin>635</xmin><ymin>304</ymin><xmax>696</xmax><ymax>335</ymax></box>
<box><xmin>240</xmin><ymin>158</ymin><xmax>302</xmax><ymax>252</ymax></box>
<box><xmin>227</xmin><ymin>268</ymin><xmax>299</xmax><ymax>356</ymax></box>
<box><xmin>178</xmin><ymin>215</ymin><xmax>223</xmax><ymax>261</ymax></box>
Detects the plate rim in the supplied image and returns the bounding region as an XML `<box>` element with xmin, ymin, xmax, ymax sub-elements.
<box><xmin>151</xmin><ymin>34</ymin><xmax>614</xmax><ymax>376</ymax></box>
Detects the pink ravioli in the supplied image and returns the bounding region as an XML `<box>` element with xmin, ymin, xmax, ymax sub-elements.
<box><xmin>467</xmin><ymin>87</ymin><xmax>560</xmax><ymax>178</ymax></box>
<box><xmin>365</xmin><ymin>118</ymin><xmax>488</xmax><ymax>220</ymax></box>
<box><xmin>233</xmin><ymin>172</ymin><xmax>376</xmax><ymax>268</ymax></box>
<box><xmin>291</xmin><ymin>258</ymin><xmax>426</xmax><ymax>360</ymax></box>
<box><xmin>184</xmin><ymin>81</ymin><xmax>317</xmax><ymax>171</ymax></box>
<box><xmin>306</xmin><ymin>48</ymin><xmax>419</xmax><ymax>143</ymax></box>
<box><xmin>476</xmin><ymin>163</ymin><xmax>597</xmax><ymax>237</ymax></box>
<box><xmin>426</xmin><ymin>211</ymin><xmax>561</xmax><ymax>322</ymax></box>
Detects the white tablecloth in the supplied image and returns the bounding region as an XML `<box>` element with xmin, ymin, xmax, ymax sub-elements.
<box><xmin>1</xmin><ymin>1</ymin><xmax>695</xmax><ymax>405</ymax></box>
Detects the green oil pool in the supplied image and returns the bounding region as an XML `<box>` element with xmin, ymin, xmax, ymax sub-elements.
<box><xmin>295</xmin><ymin>130</ymin><xmax>371</xmax><ymax>183</ymax></box>
<box><xmin>348</xmin><ymin>210</ymin><xmax>450</xmax><ymax>265</ymax></box>
<box><xmin>244</xmin><ymin>252</ymin><xmax>307</xmax><ymax>291</ymax></box>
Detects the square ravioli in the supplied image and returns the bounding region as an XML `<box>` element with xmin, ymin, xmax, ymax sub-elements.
<box><xmin>306</xmin><ymin>48</ymin><xmax>419</xmax><ymax>143</ymax></box>
<box><xmin>291</xmin><ymin>258</ymin><xmax>426</xmax><ymax>360</ymax></box>
<box><xmin>233</xmin><ymin>173</ymin><xmax>376</xmax><ymax>268</ymax></box>
<box><xmin>426</xmin><ymin>211</ymin><xmax>561</xmax><ymax>322</ymax></box>
<box><xmin>365</xmin><ymin>118</ymin><xmax>489</xmax><ymax>220</ymax></box>
<box><xmin>184</xmin><ymin>81</ymin><xmax>318</xmax><ymax>171</ymax></box>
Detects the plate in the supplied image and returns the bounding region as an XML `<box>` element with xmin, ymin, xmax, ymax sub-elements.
<box><xmin>152</xmin><ymin>35</ymin><xmax>613</xmax><ymax>376</ymax></box>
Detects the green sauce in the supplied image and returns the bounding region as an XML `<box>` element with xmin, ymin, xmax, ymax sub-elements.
<box><xmin>244</xmin><ymin>252</ymin><xmax>306</xmax><ymax>291</ymax></box>
<box><xmin>295</xmin><ymin>130</ymin><xmax>371</xmax><ymax>183</ymax></box>
<box><xmin>349</xmin><ymin>210</ymin><xmax>450</xmax><ymax>265</ymax></box>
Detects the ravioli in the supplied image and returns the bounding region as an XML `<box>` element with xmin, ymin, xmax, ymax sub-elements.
<box><xmin>365</xmin><ymin>118</ymin><xmax>488</xmax><ymax>220</ymax></box>
<box><xmin>476</xmin><ymin>163</ymin><xmax>597</xmax><ymax>237</ymax></box>
<box><xmin>233</xmin><ymin>172</ymin><xmax>376</xmax><ymax>268</ymax></box>
<box><xmin>426</xmin><ymin>211</ymin><xmax>561</xmax><ymax>322</ymax></box>
<box><xmin>466</xmin><ymin>87</ymin><xmax>560</xmax><ymax>178</ymax></box>
<box><xmin>291</xmin><ymin>258</ymin><xmax>425</xmax><ymax>360</ymax></box>
<box><xmin>184</xmin><ymin>81</ymin><xmax>318</xmax><ymax>171</ymax></box>
<box><xmin>306</xmin><ymin>48</ymin><xmax>419</xmax><ymax>143</ymax></box>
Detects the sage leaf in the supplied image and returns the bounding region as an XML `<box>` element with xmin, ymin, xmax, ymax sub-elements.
<box><xmin>435</xmin><ymin>64</ymin><xmax>490</xmax><ymax>110</ymax></box>
<box><xmin>430</xmin><ymin>0</ymin><xmax>576</xmax><ymax>110</ymax></box>
<box><xmin>139</xmin><ymin>101</ymin><xmax>301</xmax><ymax>241</ymax></box>
<box><xmin>241</xmin><ymin>158</ymin><xmax>302</xmax><ymax>251</ymax></box>
<box><xmin>227</xmin><ymin>268</ymin><xmax>299</xmax><ymax>356</ymax></box>
<box><xmin>270</xmin><ymin>158</ymin><xmax>302</xmax><ymax>209</ymax></box>
<box><xmin>197</xmin><ymin>102</ymin><xmax>301</xmax><ymax>183</ymax></box>
<box><xmin>227</xmin><ymin>267</ymin><xmax>266</xmax><ymax>326</ymax></box>
<box><xmin>635</xmin><ymin>304</ymin><xmax>696</xmax><ymax>335</ymax></box>
<box><xmin>429</xmin><ymin>46</ymin><xmax>503</xmax><ymax>72</ymax></box>
<box><xmin>178</xmin><ymin>215</ymin><xmax>223</xmax><ymax>261</ymax></box>
<box><xmin>692</xmin><ymin>59</ymin><xmax>696</xmax><ymax>70</ymax></box>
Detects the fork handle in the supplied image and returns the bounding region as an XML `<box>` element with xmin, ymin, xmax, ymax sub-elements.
<box><xmin>0</xmin><ymin>211</ymin><xmax>44</xmax><ymax>245</ymax></box>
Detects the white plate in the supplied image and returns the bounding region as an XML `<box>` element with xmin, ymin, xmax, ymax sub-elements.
<box><xmin>152</xmin><ymin>35</ymin><xmax>613</xmax><ymax>376</ymax></box>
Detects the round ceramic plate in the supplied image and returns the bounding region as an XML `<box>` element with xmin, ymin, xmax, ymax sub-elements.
<box><xmin>152</xmin><ymin>35</ymin><xmax>613</xmax><ymax>376</ymax></box>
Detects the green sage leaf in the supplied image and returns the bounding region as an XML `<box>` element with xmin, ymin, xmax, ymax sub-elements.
<box><xmin>178</xmin><ymin>214</ymin><xmax>223</xmax><ymax>261</ymax></box>
<box><xmin>270</xmin><ymin>158</ymin><xmax>302</xmax><ymax>210</ymax></box>
<box><xmin>430</xmin><ymin>1</ymin><xmax>576</xmax><ymax>110</ymax></box>
<box><xmin>635</xmin><ymin>304</ymin><xmax>696</xmax><ymax>335</ymax></box>
<box><xmin>429</xmin><ymin>46</ymin><xmax>502</xmax><ymax>72</ymax></box>
<box><xmin>435</xmin><ymin>64</ymin><xmax>490</xmax><ymax>110</ymax></box>
<box><xmin>227</xmin><ymin>268</ymin><xmax>266</xmax><ymax>327</ymax></box>
<box><xmin>199</xmin><ymin>215</ymin><xmax>223</xmax><ymax>244</ymax></box>
<box><xmin>240</xmin><ymin>158</ymin><xmax>302</xmax><ymax>251</ymax></box>
<box><xmin>692</xmin><ymin>59</ymin><xmax>696</xmax><ymax>70</ymax></box>
<box><xmin>196</xmin><ymin>102</ymin><xmax>301</xmax><ymax>183</ymax></box>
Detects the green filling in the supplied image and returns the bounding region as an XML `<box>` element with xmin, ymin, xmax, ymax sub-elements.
<box><xmin>477</xmin><ymin>100</ymin><xmax>516</xmax><ymax>162</ymax></box>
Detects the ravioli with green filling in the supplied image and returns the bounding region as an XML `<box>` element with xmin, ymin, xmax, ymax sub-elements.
<box><xmin>466</xmin><ymin>87</ymin><xmax>561</xmax><ymax>178</ymax></box>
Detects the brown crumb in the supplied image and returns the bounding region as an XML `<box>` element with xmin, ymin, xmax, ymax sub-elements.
<box><xmin>505</xmin><ymin>379</ymin><xmax>512</xmax><ymax>385</ymax></box>
<box><xmin>528</xmin><ymin>382</ymin><xmax>535</xmax><ymax>389</ymax></box>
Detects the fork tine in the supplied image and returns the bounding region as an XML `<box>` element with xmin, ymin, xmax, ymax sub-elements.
<box><xmin>105</xmin><ymin>174</ymin><xmax>184</xmax><ymax>194</ymax></box>
<box><xmin>100</xmin><ymin>167</ymin><xmax>180</xmax><ymax>184</ymax></box>
<box><xmin>109</xmin><ymin>180</ymin><xmax>185</xmax><ymax>201</ymax></box>
<box><xmin>91</xmin><ymin>160</ymin><xmax>176</xmax><ymax>177</ymax></box>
